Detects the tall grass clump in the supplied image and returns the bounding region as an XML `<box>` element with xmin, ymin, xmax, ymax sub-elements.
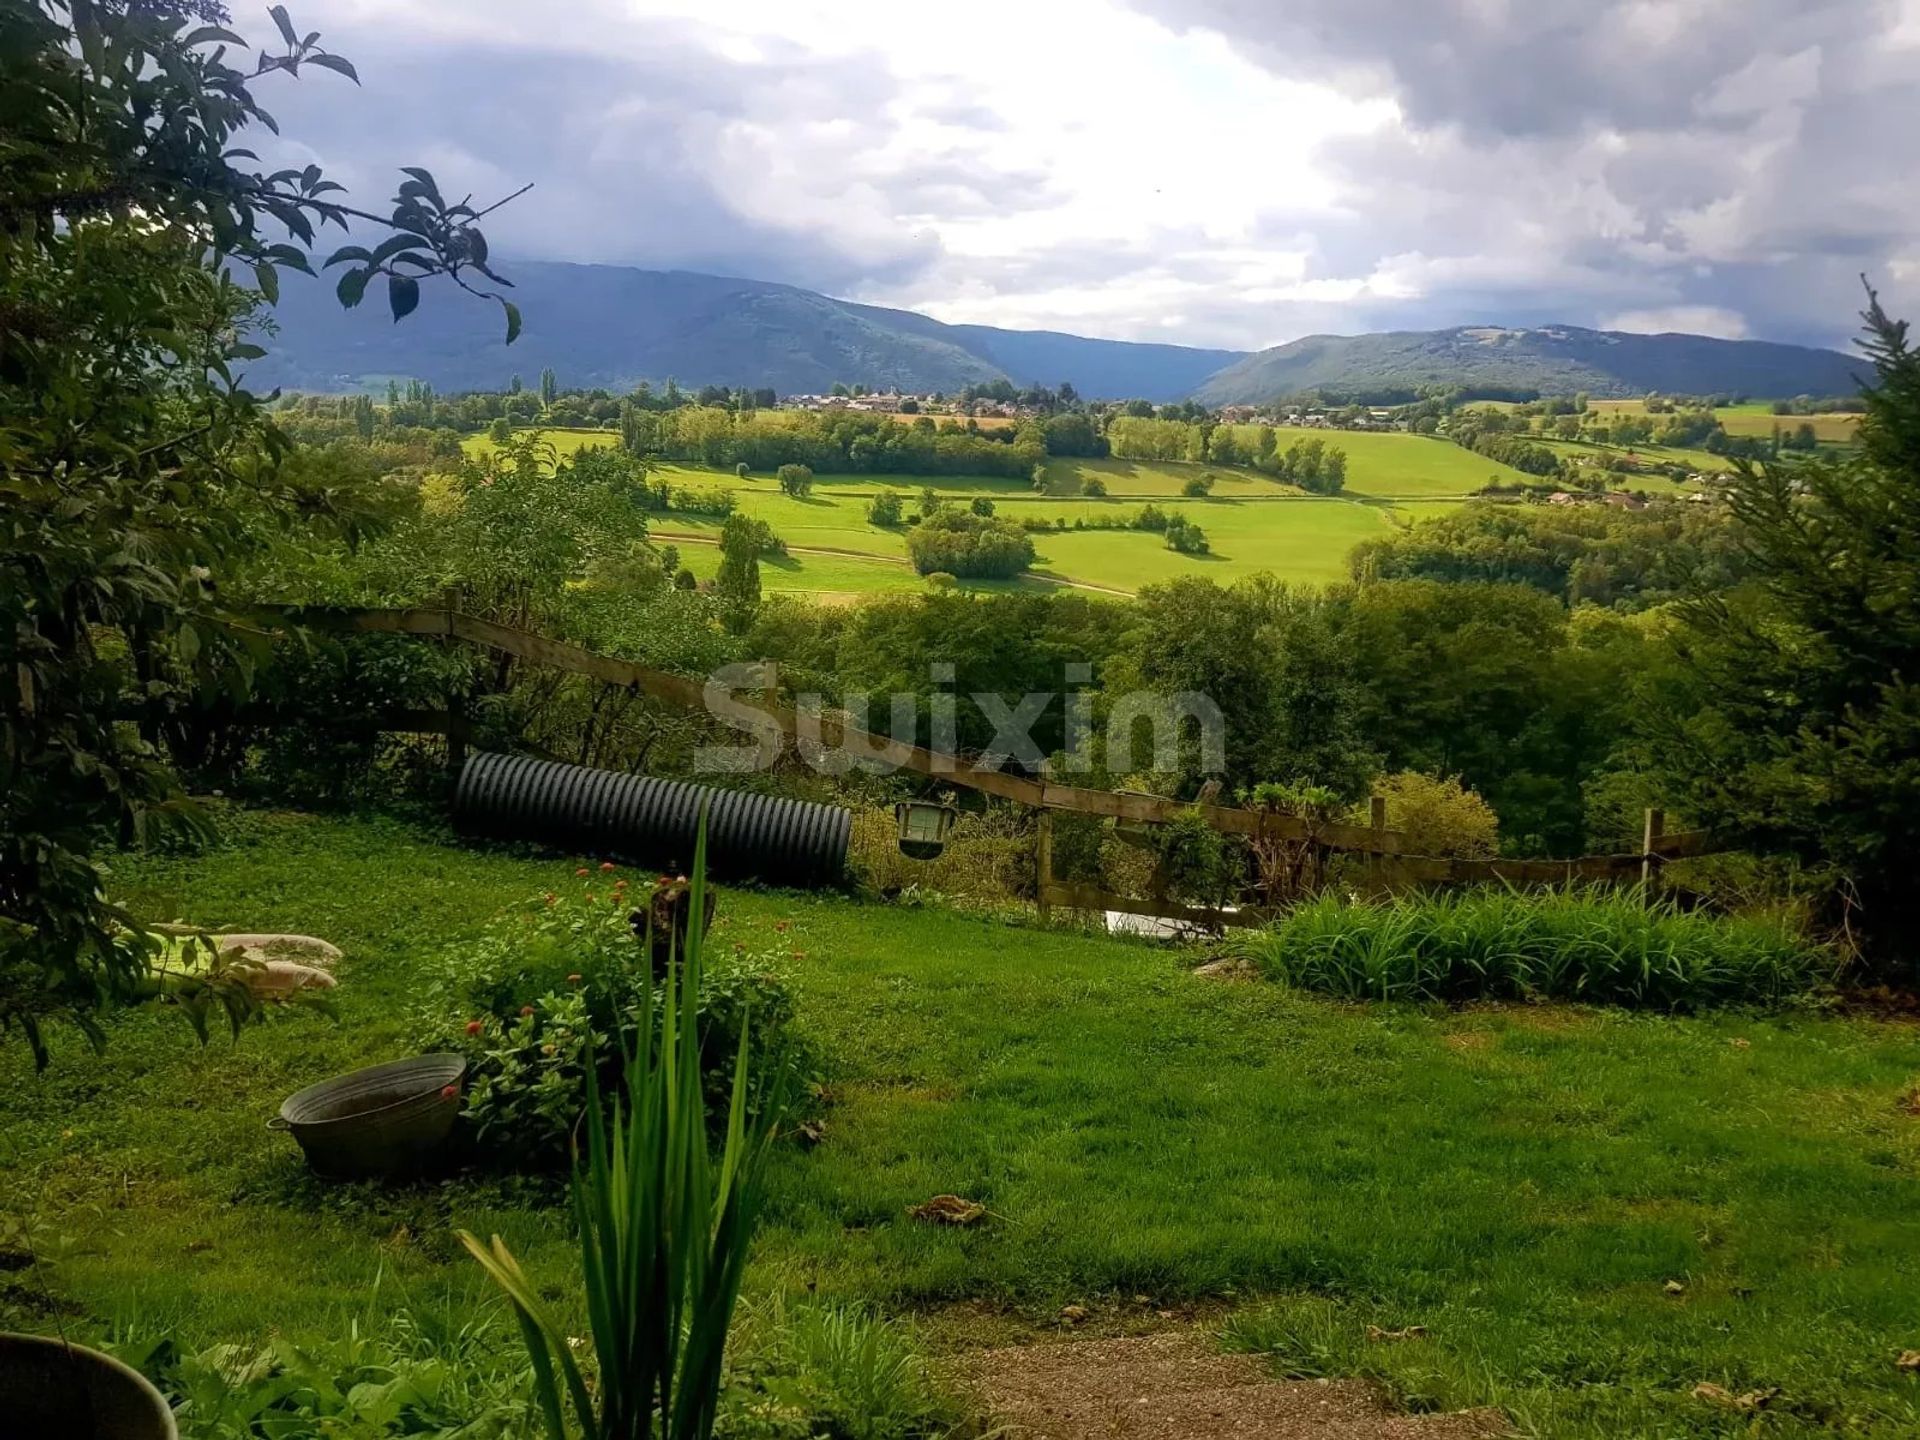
<box><xmin>460</xmin><ymin>813</ymin><xmax>788</xmax><ymax>1440</ymax></box>
<box><xmin>1230</xmin><ymin>887</ymin><xmax>1830</xmax><ymax>1009</ymax></box>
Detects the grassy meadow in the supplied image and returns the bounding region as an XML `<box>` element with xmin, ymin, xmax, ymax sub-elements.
<box><xmin>1587</xmin><ymin>398</ymin><xmax>1863</xmax><ymax>443</ymax></box>
<box><xmin>8</xmin><ymin>812</ymin><xmax>1920</xmax><ymax>1437</ymax></box>
<box><xmin>460</xmin><ymin>431</ymin><xmax>1478</xmax><ymax>598</ymax></box>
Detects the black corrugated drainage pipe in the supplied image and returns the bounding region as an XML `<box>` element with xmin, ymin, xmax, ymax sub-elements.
<box><xmin>452</xmin><ymin>751</ymin><xmax>851</xmax><ymax>889</ymax></box>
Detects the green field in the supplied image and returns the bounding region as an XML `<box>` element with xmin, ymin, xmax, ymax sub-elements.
<box><xmin>1588</xmin><ymin>398</ymin><xmax>1863</xmax><ymax>443</ymax></box>
<box><xmin>10</xmin><ymin>812</ymin><xmax>1920</xmax><ymax>1437</ymax></box>
<box><xmin>1226</xmin><ymin>426</ymin><xmax>1538</xmax><ymax>499</ymax></box>
<box><xmin>452</xmin><ymin>430</ymin><xmax>1550</xmax><ymax>598</ymax></box>
<box><xmin>639</xmin><ymin>468</ymin><xmax>1393</xmax><ymax>596</ymax></box>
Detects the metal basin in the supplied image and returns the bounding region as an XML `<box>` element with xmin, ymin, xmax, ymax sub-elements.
<box><xmin>0</xmin><ymin>1333</ymin><xmax>177</xmax><ymax>1440</ymax></box>
<box><xmin>269</xmin><ymin>1053</ymin><xmax>466</xmax><ymax>1179</ymax></box>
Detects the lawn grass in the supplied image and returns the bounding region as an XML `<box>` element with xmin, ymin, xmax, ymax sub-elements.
<box><xmin>6</xmin><ymin>812</ymin><xmax>1920</xmax><ymax>1436</ymax></box>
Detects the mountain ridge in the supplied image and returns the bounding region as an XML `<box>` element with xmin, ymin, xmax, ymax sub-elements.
<box><xmin>1193</xmin><ymin>323</ymin><xmax>1862</xmax><ymax>404</ymax></box>
<box><xmin>250</xmin><ymin>260</ymin><xmax>1863</xmax><ymax>403</ymax></box>
<box><xmin>250</xmin><ymin>260</ymin><xmax>1244</xmax><ymax>402</ymax></box>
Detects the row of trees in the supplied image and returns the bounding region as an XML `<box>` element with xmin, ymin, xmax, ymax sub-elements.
<box><xmin>1106</xmin><ymin>418</ymin><xmax>1349</xmax><ymax>493</ymax></box>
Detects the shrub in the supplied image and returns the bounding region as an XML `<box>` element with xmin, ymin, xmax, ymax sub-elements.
<box><xmin>734</xmin><ymin>461</ymin><xmax>750</xmax><ymax>479</ymax></box>
<box><xmin>663</xmin><ymin>484</ymin><xmax>736</xmax><ymax>517</ymax></box>
<box><xmin>867</xmin><ymin>489</ymin><xmax>904</xmax><ymax>526</ymax></box>
<box><xmin>415</xmin><ymin>870</ymin><xmax>808</xmax><ymax>1166</ymax></box>
<box><xmin>1080</xmin><ymin>475</ymin><xmax>1107</xmax><ymax>497</ymax></box>
<box><xmin>1164</xmin><ymin>515</ymin><xmax>1209</xmax><ymax>554</ymax></box>
<box><xmin>116</xmin><ymin>1302</ymin><xmax>536</xmax><ymax>1437</ymax></box>
<box><xmin>969</xmin><ymin>495</ymin><xmax>996</xmax><ymax>517</ymax></box>
<box><xmin>1362</xmin><ymin>772</ymin><xmax>1499</xmax><ymax>859</ymax></box>
<box><xmin>776</xmin><ymin>463</ymin><xmax>815</xmax><ymax>497</ymax></box>
<box><xmin>904</xmin><ymin>510</ymin><xmax>1036</xmax><ymax>578</ymax></box>
<box><xmin>1228</xmin><ymin>888</ymin><xmax>1830</xmax><ymax>1009</ymax></box>
<box><xmin>1182</xmin><ymin>473</ymin><xmax>1214</xmax><ymax>497</ymax></box>
<box><xmin>925</xmin><ymin>571</ymin><xmax>957</xmax><ymax>590</ymax></box>
<box><xmin>1153</xmin><ymin>808</ymin><xmax>1235</xmax><ymax>906</ymax></box>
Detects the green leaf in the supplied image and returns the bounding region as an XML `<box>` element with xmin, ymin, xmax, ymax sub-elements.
<box><xmin>269</xmin><ymin>5</ymin><xmax>298</xmax><ymax>47</ymax></box>
<box><xmin>369</xmin><ymin>233</ymin><xmax>422</xmax><ymax>265</ymax></box>
<box><xmin>502</xmin><ymin>300</ymin><xmax>522</xmax><ymax>346</ymax></box>
<box><xmin>305</xmin><ymin>53</ymin><xmax>359</xmax><ymax>83</ymax></box>
<box><xmin>181</xmin><ymin>25</ymin><xmax>248</xmax><ymax>48</ymax></box>
<box><xmin>323</xmin><ymin>244</ymin><xmax>372</xmax><ymax>267</ymax></box>
<box><xmin>335</xmin><ymin>267</ymin><xmax>370</xmax><ymax>308</ymax></box>
<box><xmin>252</xmin><ymin>260</ymin><xmax>278</xmax><ymax>305</ymax></box>
<box><xmin>388</xmin><ymin>274</ymin><xmax>420</xmax><ymax>322</ymax></box>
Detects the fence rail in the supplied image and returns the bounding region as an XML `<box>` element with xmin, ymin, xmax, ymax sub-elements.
<box><xmin>252</xmin><ymin>603</ymin><xmax>1724</xmax><ymax>926</ymax></box>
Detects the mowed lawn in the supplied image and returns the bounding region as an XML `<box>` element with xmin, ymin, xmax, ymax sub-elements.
<box><xmin>6</xmin><ymin>812</ymin><xmax>1920</xmax><ymax>1438</ymax></box>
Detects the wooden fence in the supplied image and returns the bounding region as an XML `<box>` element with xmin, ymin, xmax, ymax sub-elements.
<box><xmin>250</xmin><ymin>603</ymin><xmax>1722</xmax><ymax>928</ymax></box>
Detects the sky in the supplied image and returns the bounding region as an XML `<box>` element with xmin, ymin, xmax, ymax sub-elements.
<box><xmin>255</xmin><ymin>0</ymin><xmax>1920</xmax><ymax>353</ymax></box>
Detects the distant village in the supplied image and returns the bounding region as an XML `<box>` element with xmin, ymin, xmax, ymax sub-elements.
<box><xmin>782</xmin><ymin>388</ymin><xmax>1402</xmax><ymax>429</ymax></box>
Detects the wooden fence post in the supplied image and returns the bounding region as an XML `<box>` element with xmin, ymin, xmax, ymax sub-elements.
<box><xmin>1035</xmin><ymin>759</ymin><xmax>1054</xmax><ymax>925</ymax></box>
<box><xmin>440</xmin><ymin>587</ymin><xmax>465</xmax><ymax>774</ymax></box>
<box><xmin>1641</xmin><ymin>807</ymin><xmax>1665</xmax><ymax>890</ymax></box>
<box><xmin>1369</xmin><ymin>795</ymin><xmax>1388</xmax><ymax>895</ymax></box>
<box><xmin>446</xmin><ymin>690</ymin><xmax>468</xmax><ymax>776</ymax></box>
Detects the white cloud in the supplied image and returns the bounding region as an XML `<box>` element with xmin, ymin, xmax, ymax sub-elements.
<box><xmin>1602</xmin><ymin>306</ymin><xmax>1752</xmax><ymax>340</ymax></box>
<box><xmin>259</xmin><ymin>0</ymin><xmax>1917</xmax><ymax>352</ymax></box>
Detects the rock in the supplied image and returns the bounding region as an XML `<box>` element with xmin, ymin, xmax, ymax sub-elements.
<box><xmin>154</xmin><ymin>926</ymin><xmax>343</xmax><ymax>967</ymax></box>
<box><xmin>237</xmin><ymin>961</ymin><xmax>337</xmax><ymax>1001</ymax></box>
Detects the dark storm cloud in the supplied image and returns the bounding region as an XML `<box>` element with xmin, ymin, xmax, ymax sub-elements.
<box><xmin>252</xmin><ymin>9</ymin><xmax>943</xmax><ymax>294</ymax></box>
<box><xmin>1123</xmin><ymin>0</ymin><xmax>1920</xmax><ymax>346</ymax></box>
<box><xmin>1127</xmin><ymin>0</ymin><xmax>1888</xmax><ymax>139</ymax></box>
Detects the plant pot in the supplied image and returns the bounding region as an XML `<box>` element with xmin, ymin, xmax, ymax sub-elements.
<box><xmin>268</xmin><ymin>1053</ymin><xmax>466</xmax><ymax>1179</ymax></box>
<box><xmin>0</xmin><ymin>1332</ymin><xmax>176</xmax><ymax>1440</ymax></box>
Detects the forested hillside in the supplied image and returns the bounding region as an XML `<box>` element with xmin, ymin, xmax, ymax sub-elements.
<box><xmin>248</xmin><ymin>261</ymin><xmax>1245</xmax><ymax>400</ymax></box>
<box><xmin>1195</xmin><ymin>324</ymin><xmax>1863</xmax><ymax>404</ymax></box>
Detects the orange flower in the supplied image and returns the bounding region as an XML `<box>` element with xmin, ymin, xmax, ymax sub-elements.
<box><xmin>520</xmin><ymin>1004</ymin><xmax>536</xmax><ymax>1017</ymax></box>
<box><xmin>576</xmin><ymin>867</ymin><xmax>589</xmax><ymax>877</ymax></box>
<box><xmin>773</xmin><ymin>921</ymin><xmax>790</xmax><ymax>932</ymax></box>
<box><xmin>600</xmin><ymin>861</ymin><xmax>616</xmax><ymax>872</ymax></box>
<box><xmin>465</xmin><ymin>1019</ymin><xmax>484</xmax><ymax>1036</ymax></box>
<box><xmin>544</xmin><ymin>892</ymin><xmax>557</xmax><ymax>905</ymax></box>
<box><xmin>566</xmin><ymin>972</ymin><xmax>583</xmax><ymax>985</ymax></box>
<box><xmin>439</xmin><ymin>1084</ymin><xmax>459</xmax><ymax>1100</ymax></box>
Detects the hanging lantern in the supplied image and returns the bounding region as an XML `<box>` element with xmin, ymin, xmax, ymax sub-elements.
<box><xmin>894</xmin><ymin>799</ymin><xmax>957</xmax><ymax>860</ymax></box>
